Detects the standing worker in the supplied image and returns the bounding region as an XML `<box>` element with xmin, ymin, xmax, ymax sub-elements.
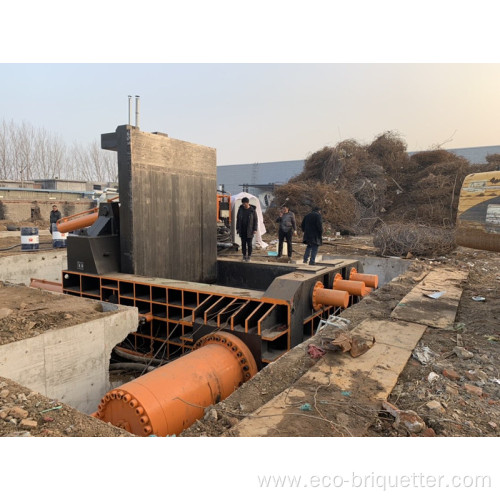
<box><xmin>49</xmin><ymin>204</ymin><xmax>61</xmax><ymax>234</ymax></box>
<box><xmin>236</xmin><ymin>197</ymin><xmax>258</xmax><ymax>261</ymax></box>
<box><xmin>276</xmin><ymin>204</ymin><xmax>297</xmax><ymax>262</ymax></box>
<box><xmin>301</xmin><ymin>206</ymin><xmax>323</xmax><ymax>265</ymax></box>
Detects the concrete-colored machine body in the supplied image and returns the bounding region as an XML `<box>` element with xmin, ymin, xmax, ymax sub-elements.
<box><xmin>101</xmin><ymin>126</ymin><xmax>217</xmax><ymax>283</ymax></box>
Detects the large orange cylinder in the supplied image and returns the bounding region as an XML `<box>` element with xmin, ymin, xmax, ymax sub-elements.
<box><xmin>333</xmin><ymin>273</ymin><xmax>367</xmax><ymax>297</ymax></box>
<box><xmin>56</xmin><ymin>209</ymin><xmax>98</xmax><ymax>233</ymax></box>
<box><xmin>349</xmin><ymin>268</ymin><xmax>379</xmax><ymax>289</ymax></box>
<box><xmin>312</xmin><ymin>281</ymin><xmax>349</xmax><ymax>310</ymax></box>
<box><xmin>94</xmin><ymin>333</ymin><xmax>257</xmax><ymax>436</ymax></box>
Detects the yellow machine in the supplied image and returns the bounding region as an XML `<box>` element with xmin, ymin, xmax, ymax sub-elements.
<box><xmin>456</xmin><ymin>170</ymin><xmax>500</xmax><ymax>252</ymax></box>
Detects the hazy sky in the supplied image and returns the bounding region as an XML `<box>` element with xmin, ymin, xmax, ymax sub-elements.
<box><xmin>2</xmin><ymin>2</ymin><xmax>499</xmax><ymax>166</ymax></box>
<box><xmin>1</xmin><ymin>63</ymin><xmax>499</xmax><ymax>165</ymax></box>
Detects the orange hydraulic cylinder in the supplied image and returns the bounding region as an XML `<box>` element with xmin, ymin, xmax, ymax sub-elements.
<box><xmin>333</xmin><ymin>273</ymin><xmax>368</xmax><ymax>297</ymax></box>
<box><xmin>93</xmin><ymin>333</ymin><xmax>257</xmax><ymax>437</ymax></box>
<box><xmin>349</xmin><ymin>268</ymin><xmax>379</xmax><ymax>289</ymax></box>
<box><xmin>312</xmin><ymin>281</ymin><xmax>349</xmax><ymax>310</ymax></box>
<box><xmin>56</xmin><ymin>209</ymin><xmax>99</xmax><ymax>233</ymax></box>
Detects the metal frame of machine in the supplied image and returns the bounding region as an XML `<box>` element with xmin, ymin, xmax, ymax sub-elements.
<box><xmin>62</xmin><ymin>257</ymin><xmax>361</xmax><ymax>367</ymax></box>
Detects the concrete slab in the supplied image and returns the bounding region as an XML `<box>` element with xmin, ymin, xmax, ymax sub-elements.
<box><xmin>229</xmin><ymin>319</ymin><xmax>427</xmax><ymax>436</ymax></box>
<box><xmin>390</xmin><ymin>268</ymin><xmax>468</xmax><ymax>329</ymax></box>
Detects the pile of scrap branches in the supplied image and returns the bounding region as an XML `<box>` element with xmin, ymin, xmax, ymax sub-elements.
<box><xmin>373</xmin><ymin>223</ymin><xmax>456</xmax><ymax>257</ymax></box>
<box><xmin>264</xmin><ymin>131</ymin><xmax>490</xmax><ymax>255</ymax></box>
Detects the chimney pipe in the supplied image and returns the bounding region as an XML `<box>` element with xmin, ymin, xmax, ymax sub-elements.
<box><xmin>135</xmin><ymin>95</ymin><xmax>140</xmax><ymax>129</ymax></box>
<box><xmin>128</xmin><ymin>95</ymin><xmax>132</xmax><ymax>125</ymax></box>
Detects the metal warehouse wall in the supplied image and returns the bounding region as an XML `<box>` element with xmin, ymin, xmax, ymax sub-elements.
<box><xmin>102</xmin><ymin>125</ymin><xmax>217</xmax><ymax>283</ymax></box>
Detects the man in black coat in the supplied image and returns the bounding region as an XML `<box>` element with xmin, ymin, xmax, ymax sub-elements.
<box><xmin>301</xmin><ymin>206</ymin><xmax>323</xmax><ymax>265</ymax></box>
<box><xmin>236</xmin><ymin>197</ymin><xmax>258</xmax><ymax>261</ymax></box>
<box><xmin>49</xmin><ymin>204</ymin><xmax>62</xmax><ymax>234</ymax></box>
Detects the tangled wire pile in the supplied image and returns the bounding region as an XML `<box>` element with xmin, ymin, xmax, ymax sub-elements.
<box><xmin>373</xmin><ymin>224</ymin><xmax>457</xmax><ymax>257</ymax></box>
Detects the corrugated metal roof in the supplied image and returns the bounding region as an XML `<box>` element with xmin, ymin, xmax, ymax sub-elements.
<box><xmin>217</xmin><ymin>160</ymin><xmax>304</xmax><ymax>195</ymax></box>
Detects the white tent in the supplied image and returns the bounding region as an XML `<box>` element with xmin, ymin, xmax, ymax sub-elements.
<box><xmin>230</xmin><ymin>192</ymin><xmax>269</xmax><ymax>249</ymax></box>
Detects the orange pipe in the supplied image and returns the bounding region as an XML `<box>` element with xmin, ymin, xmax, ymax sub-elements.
<box><xmin>29</xmin><ymin>278</ymin><xmax>63</xmax><ymax>293</ymax></box>
<box><xmin>56</xmin><ymin>208</ymin><xmax>99</xmax><ymax>233</ymax></box>
<box><xmin>312</xmin><ymin>281</ymin><xmax>349</xmax><ymax>310</ymax></box>
<box><xmin>349</xmin><ymin>268</ymin><xmax>379</xmax><ymax>289</ymax></box>
<box><xmin>93</xmin><ymin>333</ymin><xmax>257</xmax><ymax>436</ymax></box>
<box><xmin>333</xmin><ymin>273</ymin><xmax>367</xmax><ymax>297</ymax></box>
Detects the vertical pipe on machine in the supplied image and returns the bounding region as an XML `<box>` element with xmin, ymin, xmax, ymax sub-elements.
<box><xmin>135</xmin><ymin>95</ymin><xmax>140</xmax><ymax>129</ymax></box>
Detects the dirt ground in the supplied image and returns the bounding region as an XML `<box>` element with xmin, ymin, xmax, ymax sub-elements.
<box><xmin>0</xmin><ymin>284</ymin><xmax>118</xmax><ymax>345</ymax></box>
<box><xmin>0</xmin><ymin>231</ymin><xmax>499</xmax><ymax>437</ymax></box>
<box><xmin>0</xmin><ymin>376</ymin><xmax>132</xmax><ymax>437</ymax></box>
<box><xmin>183</xmin><ymin>236</ymin><xmax>500</xmax><ymax>437</ymax></box>
<box><xmin>0</xmin><ymin>285</ymin><xmax>133</xmax><ymax>437</ymax></box>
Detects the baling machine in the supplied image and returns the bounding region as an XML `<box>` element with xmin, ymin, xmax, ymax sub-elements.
<box><xmin>57</xmin><ymin>125</ymin><xmax>379</xmax><ymax>436</ymax></box>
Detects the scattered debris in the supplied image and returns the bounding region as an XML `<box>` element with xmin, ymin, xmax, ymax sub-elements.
<box><xmin>472</xmin><ymin>296</ymin><xmax>486</xmax><ymax>302</ymax></box>
<box><xmin>453</xmin><ymin>346</ymin><xmax>474</xmax><ymax>359</ymax></box>
<box><xmin>424</xmin><ymin>291</ymin><xmax>446</xmax><ymax>299</ymax></box>
<box><xmin>442</xmin><ymin>368</ymin><xmax>461</xmax><ymax>381</ymax></box>
<box><xmin>330</xmin><ymin>333</ymin><xmax>352</xmax><ymax>353</ymax></box>
<box><xmin>40</xmin><ymin>405</ymin><xmax>62</xmax><ymax>414</ymax></box>
<box><xmin>320</xmin><ymin>331</ymin><xmax>375</xmax><ymax>358</ymax></box>
<box><xmin>382</xmin><ymin>401</ymin><xmax>426</xmax><ymax>434</ymax></box>
<box><xmin>307</xmin><ymin>344</ymin><xmax>326</xmax><ymax>359</ymax></box>
<box><xmin>412</xmin><ymin>345</ymin><xmax>437</xmax><ymax>365</ymax></box>
<box><xmin>300</xmin><ymin>403</ymin><xmax>312</xmax><ymax>411</ymax></box>
<box><xmin>425</xmin><ymin>400</ymin><xmax>445</xmax><ymax>413</ymax></box>
<box><xmin>464</xmin><ymin>384</ymin><xmax>483</xmax><ymax>397</ymax></box>
<box><xmin>203</xmin><ymin>408</ymin><xmax>218</xmax><ymax>422</ymax></box>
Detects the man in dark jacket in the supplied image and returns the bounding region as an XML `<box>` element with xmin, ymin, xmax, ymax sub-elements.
<box><xmin>301</xmin><ymin>206</ymin><xmax>323</xmax><ymax>265</ymax></box>
<box><xmin>276</xmin><ymin>204</ymin><xmax>297</xmax><ymax>262</ymax></box>
<box><xmin>49</xmin><ymin>204</ymin><xmax>61</xmax><ymax>234</ymax></box>
<box><xmin>236</xmin><ymin>197</ymin><xmax>258</xmax><ymax>261</ymax></box>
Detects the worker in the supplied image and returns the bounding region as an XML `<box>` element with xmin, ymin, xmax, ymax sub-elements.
<box><xmin>236</xmin><ymin>197</ymin><xmax>258</xmax><ymax>262</ymax></box>
<box><xmin>301</xmin><ymin>206</ymin><xmax>323</xmax><ymax>265</ymax></box>
<box><xmin>276</xmin><ymin>204</ymin><xmax>297</xmax><ymax>262</ymax></box>
<box><xmin>49</xmin><ymin>204</ymin><xmax>61</xmax><ymax>234</ymax></box>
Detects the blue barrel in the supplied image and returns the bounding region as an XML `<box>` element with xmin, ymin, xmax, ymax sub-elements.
<box><xmin>51</xmin><ymin>223</ymin><xmax>67</xmax><ymax>248</ymax></box>
<box><xmin>21</xmin><ymin>227</ymin><xmax>39</xmax><ymax>251</ymax></box>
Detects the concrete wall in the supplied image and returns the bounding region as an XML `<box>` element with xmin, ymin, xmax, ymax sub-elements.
<box><xmin>0</xmin><ymin>250</ymin><xmax>67</xmax><ymax>285</ymax></box>
<box><xmin>0</xmin><ymin>199</ymin><xmax>92</xmax><ymax>222</ymax></box>
<box><xmin>102</xmin><ymin>126</ymin><xmax>217</xmax><ymax>283</ymax></box>
<box><xmin>0</xmin><ymin>304</ymin><xmax>138</xmax><ymax>414</ymax></box>
<box><xmin>322</xmin><ymin>254</ymin><xmax>413</xmax><ymax>287</ymax></box>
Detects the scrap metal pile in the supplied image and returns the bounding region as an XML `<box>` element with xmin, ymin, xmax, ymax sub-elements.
<box><xmin>264</xmin><ymin>132</ymin><xmax>496</xmax><ymax>256</ymax></box>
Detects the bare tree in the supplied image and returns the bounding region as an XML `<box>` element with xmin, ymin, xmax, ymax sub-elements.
<box><xmin>14</xmin><ymin>121</ymin><xmax>37</xmax><ymax>184</ymax></box>
<box><xmin>0</xmin><ymin>120</ymin><xmax>14</xmax><ymax>180</ymax></box>
<box><xmin>33</xmin><ymin>128</ymin><xmax>67</xmax><ymax>179</ymax></box>
<box><xmin>0</xmin><ymin>119</ymin><xmax>117</xmax><ymax>183</ymax></box>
